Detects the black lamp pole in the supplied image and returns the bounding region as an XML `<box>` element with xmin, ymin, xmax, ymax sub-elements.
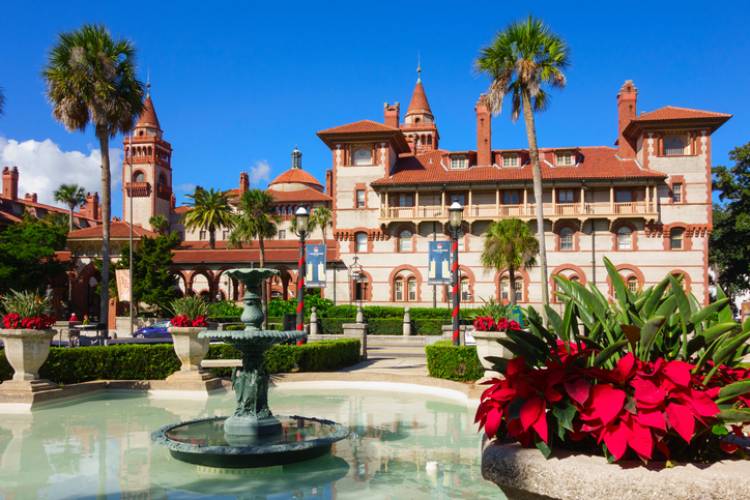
<box><xmin>295</xmin><ymin>207</ymin><xmax>309</xmax><ymax>331</ymax></box>
<box><xmin>449</xmin><ymin>202</ymin><xmax>463</xmax><ymax>346</ymax></box>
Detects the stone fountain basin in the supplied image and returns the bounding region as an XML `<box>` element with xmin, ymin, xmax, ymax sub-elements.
<box><xmin>152</xmin><ymin>415</ymin><xmax>349</xmax><ymax>468</ymax></box>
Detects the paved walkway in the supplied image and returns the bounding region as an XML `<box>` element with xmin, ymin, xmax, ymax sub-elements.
<box><xmin>342</xmin><ymin>345</ymin><xmax>428</xmax><ymax>376</ymax></box>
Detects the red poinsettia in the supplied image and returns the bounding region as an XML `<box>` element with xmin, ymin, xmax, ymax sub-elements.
<box><xmin>2</xmin><ymin>313</ymin><xmax>55</xmax><ymax>330</ymax></box>
<box><xmin>473</xmin><ymin>316</ymin><xmax>521</xmax><ymax>332</ymax></box>
<box><xmin>476</xmin><ymin>345</ymin><xmax>748</xmax><ymax>463</ymax></box>
<box><xmin>171</xmin><ymin>315</ymin><xmax>208</xmax><ymax>328</ymax></box>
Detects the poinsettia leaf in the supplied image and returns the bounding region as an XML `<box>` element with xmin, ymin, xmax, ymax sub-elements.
<box><xmin>552</xmin><ymin>403</ymin><xmax>577</xmax><ymax>432</ymax></box>
<box><xmin>711</xmin><ymin>423</ymin><xmax>729</xmax><ymax>436</ymax></box>
<box><xmin>507</xmin><ymin>398</ymin><xmax>525</xmax><ymax>421</ymax></box>
<box><xmin>484</xmin><ymin>356</ymin><xmax>509</xmax><ymax>373</ymax></box>
<box><xmin>717</xmin><ymin>380</ymin><xmax>750</xmax><ymax>404</ymax></box>
<box><xmin>534</xmin><ymin>438</ymin><xmax>552</xmax><ymax>459</ymax></box>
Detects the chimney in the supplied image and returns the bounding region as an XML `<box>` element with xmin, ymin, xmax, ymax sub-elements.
<box><xmin>83</xmin><ymin>192</ymin><xmax>100</xmax><ymax>221</ymax></box>
<box><xmin>475</xmin><ymin>96</ymin><xmax>492</xmax><ymax>166</ymax></box>
<box><xmin>239</xmin><ymin>172</ymin><xmax>249</xmax><ymax>194</ymax></box>
<box><xmin>384</xmin><ymin>102</ymin><xmax>400</xmax><ymax>129</ymax></box>
<box><xmin>24</xmin><ymin>193</ymin><xmax>38</xmax><ymax>203</ymax></box>
<box><xmin>325</xmin><ymin>169</ymin><xmax>333</xmax><ymax>197</ymax></box>
<box><xmin>2</xmin><ymin>166</ymin><xmax>19</xmax><ymax>200</ymax></box>
<box><xmin>170</xmin><ymin>193</ymin><xmax>176</xmax><ymax>209</ymax></box>
<box><xmin>617</xmin><ymin>80</ymin><xmax>638</xmax><ymax>158</ymax></box>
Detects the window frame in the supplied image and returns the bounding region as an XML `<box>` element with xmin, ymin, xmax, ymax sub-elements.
<box><xmin>450</xmin><ymin>155</ymin><xmax>468</xmax><ymax>169</ymax></box>
<box><xmin>356</xmin><ymin>189</ymin><xmax>366</xmax><ymax>208</ymax></box>
<box><xmin>559</xmin><ymin>226</ymin><xmax>574</xmax><ymax>251</ymax></box>
<box><xmin>670</xmin><ymin>228</ymin><xmax>685</xmax><ymax>250</ymax></box>
<box><xmin>352</xmin><ymin>146</ymin><xmax>372</xmax><ymax>166</ymax></box>
<box><xmin>616</xmin><ymin>226</ymin><xmax>633</xmax><ymax>250</ymax></box>
<box><xmin>407</xmin><ymin>277</ymin><xmax>417</xmax><ymax>302</ymax></box>
<box><xmin>557</xmin><ymin>189</ymin><xmax>575</xmax><ymax>204</ymax></box>
<box><xmin>555</xmin><ymin>152</ymin><xmax>575</xmax><ymax>166</ymax></box>
<box><xmin>394</xmin><ymin>278</ymin><xmax>404</xmax><ymax>301</ymax></box>
<box><xmin>355</xmin><ymin>232</ymin><xmax>368</xmax><ymax>253</ymax></box>
<box><xmin>502</xmin><ymin>154</ymin><xmax>519</xmax><ymax>167</ymax></box>
<box><xmin>398</xmin><ymin>229</ymin><xmax>413</xmax><ymax>252</ymax></box>
<box><xmin>672</xmin><ymin>182</ymin><xmax>683</xmax><ymax>204</ymax></box>
<box><xmin>663</xmin><ymin>133</ymin><xmax>690</xmax><ymax>157</ymax></box>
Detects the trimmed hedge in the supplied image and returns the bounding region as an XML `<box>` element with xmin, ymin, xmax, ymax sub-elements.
<box><xmin>0</xmin><ymin>338</ymin><xmax>361</xmax><ymax>385</ymax></box>
<box><xmin>319</xmin><ymin>317</ymin><xmax>446</xmax><ymax>335</ymax></box>
<box><xmin>324</xmin><ymin>305</ymin><xmax>451</xmax><ymax>320</ymax></box>
<box><xmin>425</xmin><ymin>340</ymin><xmax>483</xmax><ymax>382</ymax></box>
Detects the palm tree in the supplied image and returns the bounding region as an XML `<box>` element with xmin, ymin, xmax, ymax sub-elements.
<box><xmin>44</xmin><ymin>24</ymin><xmax>144</xmax><ymax>326</ymax></box>
<box><xmin>149</xmin><ymin>214</ymin><xmax>169</xmax><ymax>234</ymax></box>
<box><xmin>229</xmin><ymin>189</ymin><xmax>279</xmax><ymax>326</ymax></box>
<box><xmin>476</xmin><ymin>16</ymin><xmax>569</xmax><ymax>307</ymax></box>
<box><xmin>481</xmin><ymin>219</ymin><xmax>539</xmax><ymax>306</ymax></box>
<box><xmin>53</xmin><ymin>184</ymin><xmax>87</xmax><ymax>231</ymax></box>
<box><xmin>310</xmin><ymin>206</ymin><xmax>333</xmax><ymax>241</ymax></box>
<box><xmin>182</xmin><ymin>187</ymin><xmax>234</xmax><ymax>249</ymax></box>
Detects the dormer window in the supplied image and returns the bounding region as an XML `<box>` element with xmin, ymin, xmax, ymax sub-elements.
<box><xmin>450</xmin><ymin>155</ymin><xmax>468</xmax><ymax>169</ymax></box>
<box><xmin>664</xmin><ymin>133</ymin><xmax>690</xmax><ymax>156</ymax></box>
<box><xmin>556</xmin><ymin>152</ymin><xmax>575</xmax><ymax>166</ymax></box>
<box><xmin>502</xmin><ymin>154</ymin><xmax>519</xmax><ymax>167</ymax></box>
<box><xmin>352</xmin><ymin>147</ymin><xmax>372</xmax><ymax>166</ymax></box>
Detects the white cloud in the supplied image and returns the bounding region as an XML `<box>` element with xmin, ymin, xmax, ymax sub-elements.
<box><xmin>0</xmin><ymin>136</ymin><xmax>122</xmax><ymax>206</ymax></box>
<box><xmin>175</xmin><ymin>182</ymin><xmax>196</xmax><ymax>193</ymax></box>
<box><xmin>249</xmin><ymin>160</ymin><xmax>271</xmax><ymax>186</ymax></box>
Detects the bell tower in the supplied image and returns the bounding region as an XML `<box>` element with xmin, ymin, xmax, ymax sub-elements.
<box><xmin>123</xmin><ymin>84</ymin><xmax>173</xmax><ymax>231</ymax></box>
<box><xmin>400</xmin><ymin>64</ymin><xmax>439</xmax><ymax>154</ymax></box>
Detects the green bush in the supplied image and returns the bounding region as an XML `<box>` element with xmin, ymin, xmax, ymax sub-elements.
<box><xmin>207</xmin><ymin>300</ymin><xmax>243</xmax><ymax>318</ymax></box>
<box><xmin>425</xmin><ymin>340</ymin><xmax>484</xmax><ymax>382</ymax></box>
<box><xmin>210</xmin><ymin>316</ymin><xmax>242</xmax><ymax>323</ymax></box>
<box><xmin>0</xmin><ymin>339</ymin><xmax>361</xmax><ymax>384</ymax></box>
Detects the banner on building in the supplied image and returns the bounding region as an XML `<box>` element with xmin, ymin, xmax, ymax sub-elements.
<box><xmin>428</xmin><ymin>241</ymin><xmax>452</xmax><ymax>285</ymax></box>
<box><xmin>305</xmin><ymin>244</ymin><xmax>327</xmax><ymax>288</ymax></box>
<box><xmin>115</xmin><ymin>269</ymin><xmax>131</xmax><ymax>302</ymax></box>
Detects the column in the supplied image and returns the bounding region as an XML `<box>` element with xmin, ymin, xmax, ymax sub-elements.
<box><xmin>495</xmin><ymin>188</ymin><xmax>500</xmax><ymax>216</ymax></box>
<box><xmin>580</xmin><ymin>186</ymin><xmax>585</xmax><ymax>213</ymax></box>
<box><xmin>610</xmin><ymin>185</ymin><xmax>615</xmax><ymax>213</ymax></box>
<box><xmin>551</xmin><ymin>186</ymin><xmax>557</xmax><ymax>215</ymax></box>
<box><xmin>415</xmin><ymin>190</ymin><xmax>419</xmax><ymax>218</ymax></box>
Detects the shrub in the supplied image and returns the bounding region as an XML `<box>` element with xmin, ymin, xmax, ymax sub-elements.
<box><xmin>170</xmin><ymin>296</ymin><xmax>209</xmax><ymax>326</ymax></box>
<box><xmin>425</xmin><ymin>340</ymin><xmax>484</xmax><ymax>382</ymax></box>
<box><xmin>207</xmin><ymin>300</ymin><xmax>242</xmax><ymax>318</ymax></box>
<box><xmin>0</xmin><ymin>338</ymin><xmax>361</xmax><ymax>384</ymax></box>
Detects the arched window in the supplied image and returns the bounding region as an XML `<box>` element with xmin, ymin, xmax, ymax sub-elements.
<box><xmin>399</xmin><ymin>230</ymin><xmax>413</xmax><ymax>252</ymax></box>
<box><xmin>394</xmin><ymin>277</ymin><xmax>404</xmax><ymax>301</ymax></box>
<box><xmin>460</xmin><ymin>277</ymin><xmax>471</xmax><ymax>301</ymax></box>
<box><xmin>407</xmin><ymin>277</ymin><xmax>417</xmax><ymax>301</ymax></box>
<box><xmin>617</xmin><ymin>226</ymin><xmax>632</xmax><ymax>250</ymax></box>
<box><xmin>133</xmin><ymin>171</ymin><xmax>145</xmax><ymax>183</ymax></box>
<box><xmin>500</xmin><ymin>277</ymin><xmax>524</xmax><ymax>303</ymax></box>
<box><xmin>559</xmin><ymin>227</ymin><xmax>574</xmax><ymax>251</ymax></box>
<box><xmin>627</xmin><ymin>276</ymin><xmax>639</xmax><ymax>293</ymax></box>
<box><xmin>355</xmin><ymin>232</ymin><xmax>368</xmax><ymax>253</ymax></box>
<box><xmin>670</xmin><ymin>228</ymin><xmax>685</xmax><ymax>250</ymax></box>
<box><xmin>352</xmin><ymin>147</ymin><xmax>372</xmax><ymax>166</ymax></box>
<box><xmin>427</xmin><ymin>135</ymin><xmax>433</xmax><ymax>145</ymax></box>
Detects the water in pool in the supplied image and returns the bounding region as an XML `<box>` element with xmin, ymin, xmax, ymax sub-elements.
<box><xmin>0</xmin><ymin>387</ymin><xmax>504</xmax><ymax>499</ymax></box>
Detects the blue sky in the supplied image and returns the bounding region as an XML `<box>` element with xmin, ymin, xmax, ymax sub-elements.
<box><xmin>0</xmin><ymin>0</ymin><xmax>748</xmax><ymax>215</ymax></box>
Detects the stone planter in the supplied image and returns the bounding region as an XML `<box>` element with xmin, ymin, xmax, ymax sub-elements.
<box><xmin>482</xmin><ymin>442</ymin><xmax>750</xmax><ymax>500</ymax></box>
<box><xmin>168</xmin><ymin>327</ymin><xmax>209</xmax><ymax>373</ymax></box>
<box><xmin>472</xmin><ymin>330</ymin><xmax>509</xmax><ymax>380</ymax></box>
<box><xmin>0</xmin><ymin>329</ymin><xmax>56</xmax><ymax>385</ymax></box>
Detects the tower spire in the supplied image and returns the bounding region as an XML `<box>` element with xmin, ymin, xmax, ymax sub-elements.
<box><xmin>291</xmin><ymin>146</ymin><xmax>302</xmax><ymax>169</ymax></box>
<box><xmin>146</xmin><ymin>69</ymin><xmax>151</xmax><ymax>97</ymax></box>
<box><xmin>416</xmin><ymin>52</ymin><xmax>421</xmax><ymax>83</ymax></box>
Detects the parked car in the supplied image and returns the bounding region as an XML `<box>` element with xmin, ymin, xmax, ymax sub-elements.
<box><xmin>134</xmin><ymin>320</ymin><xmax>172</xmax><ymax>339</ymax></box>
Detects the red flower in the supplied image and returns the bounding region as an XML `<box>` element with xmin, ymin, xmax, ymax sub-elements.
<box><xmin>2</xmin><ymin>314</ymin><xmax>54</xmax><ymax>330</ymax></box>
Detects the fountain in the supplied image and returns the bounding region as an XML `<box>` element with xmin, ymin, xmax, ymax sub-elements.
<box><xmin>152</xmin><ymin>268</ymin><xmax>349</xmax><ymax>468</ymax></box>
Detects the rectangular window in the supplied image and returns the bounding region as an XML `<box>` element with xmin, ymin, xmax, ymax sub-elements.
<box><xmin>222</xmin><ymin>230</ymin><xmax>229</xmax><ymax>240</ymax></box>
<box><xmin>503</xmin><ymin>154</ymin><xmax>519</xmax><ymax>167</ymax></box>
<box><xmin>556</xmin><ymin>152</ymin><xmax>575</xmax><ymax>166</ymax></box>
<box><xmin>199</xmin><ymin>230</ymin><xmax>207</xmax><ymax>240</ymax></box>
<box><xmin>356</xmin><ymin>189</ymin><xmax>366</xmax><ymax>208</ymax></box>
<box><xmin>394</xmin><ymin>280</ymin><xmax>403</xmax><ymax>301</ymax></box>
<box><xmin>672</xmin><ymin>183</ymin><xmax>683</xmax><ymax>203</ymax></box>
<box><xmin>615</xmin><ymin>190</ymin><xmax>633</xmax><ymax>203</ymax></box>
<box><xmin>558</xmin><ymin>189</ymin><xmax>575</xmax><ymax>203</ymax></box>
<box><xmin>450</xmin><ymin>193</ymin><xmax>466</xmax><ymax>205</ymax></box>
<box><xmin>450</xmin><ymin>155</ymin><xmax>468</xmax><ymax>169</ymax></box>
<box><xmin>503</xmin><ymin>190</ymin><xmax>521</xmax><ymax>205</ymax></box>
<box><xmin>664</xmin><ymin>134</ymin><xmax>689</xmax><ymax>156</ymax></box>
<box><xmin>278</xmin><ymin>229</ymin><xmax>286</xmax><ymax>240</ymax></box>
<box><xmin>352</xmin><ymin>146</ymin><xmax>372</xmax><ymax>165</ymax></box>
<box><xmin>399</xmin><ymin>193</ymin><xmax>414</xmax><ymax>207</ymax></box>
<box><xmin>407</xmin><ymin>279</ymin><xmax>416</xmax><ymax>301</ymax></box>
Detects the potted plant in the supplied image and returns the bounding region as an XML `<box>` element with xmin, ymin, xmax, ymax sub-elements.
<box><xmin>168</xmin><ymin>296</ymin><xmax>210</xmax><ymax>375</ymax></box>
<box><xmin>0</xmin><ymin>290</ymin><xmax>56</xmax><ymax>386</ymax></box>
<box><xmin>477</xmin><ymin>259</ymin><xmax>750</xmax><ymax>498</ymax></box>
<box><xmin>471</xmin><ymin>299</ymin><xmax>522</xmax><ymax>380</ymax></box>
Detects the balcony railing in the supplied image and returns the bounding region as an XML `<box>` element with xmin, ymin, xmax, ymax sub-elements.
<box><xmin>380</xmin><ymin>201</ymin><xmax>657</xmax><ymax>222</ymax></box>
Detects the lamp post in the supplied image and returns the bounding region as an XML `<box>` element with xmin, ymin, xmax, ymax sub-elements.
<box><xmin>350</xmin><ymin>255</ymin><xmax>364</xmax><ymax>312</ymax></box>
<box><xmin>127</xmin><ymin>133</ymin><xmax>134</xmax><ymax>338</ymax></box>
<box><xmin>295</xmin><ymin>207</ymin><xmax>309</xmax><ymax>331</ymax></box>
<box><xmin>449</xmin><ymin>202</ymin><xmax>463</xmax><ymax>346</ymax></box>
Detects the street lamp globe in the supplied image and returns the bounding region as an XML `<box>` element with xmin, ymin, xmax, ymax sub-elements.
<box><xmin>295</xmin><ymin>206</ymin><xmax>309</xmax><ymax>234</ymax></box>
<box><xmin>448</xmin><ymin>201</ymin><xmax>463</xmax><ymax>229</ymax></box>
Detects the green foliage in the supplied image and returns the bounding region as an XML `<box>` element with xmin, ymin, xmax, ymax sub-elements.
<box><xmin>309</xmin><ymin>206</ymin><xmax>333</xmax><ymax>240</ymax></box>
<box><xmin>425</xmin><ymin>340</ymin><xmax>484</xmax><ymax>382</ymax></box>
<box><xmin>53</xmin><ymin>184</ymin><xmax>86</xmax><ymax>230</ymax></box>
<box><xmin>0</xmin><ymin>339</ymin><xmax>361</xmax><ymax>384</ymax></box>
<box><xmin>268</xmin><ymin>292</ymin><xmax>334</xmax><ymax>319</ymax></box>
<box><xmin>148</xmin><ymin>215</ymin><xmax>169</xmax><ymax>234</ymax></box>
<box><xmin>501</xmin><ymin>258</ymin><xmax>749</xmax><ymax>385</ymax></box>
<box><xmin>0</xmin><ymin>290</ymin><xmax>52</xmax><ymax>317</ymax></box>
<box><xmin>170</xmin><ymin>295</ymin><xmax>208</xmax><ymax>319</ymax></box>
<box><xmin>468</xmin><ymin>297</ymin><xmax>514</xmax><ymax>321</ymax></box>
<box><xmin>480</xmin><ymin>219</ymin><xmax>538</xmax><ymax>306</ymax></box>
<box><xmin>711</xmin><ymin>141</ymin><xmax>750</xmax><ymax>301</ymax></box>
<box><xmin>182</xmin><ymin>187</ymin><xmax>235</xmax><ymax>249</ymax></box>
<box><xmin>118</xmin><ymin>233</ymin><xmax>180</xmax><ymax>314</ymax></box>
<box><xmin>0</xmin><ymin>215</ymin><xmax>67</xmax><ymax>293</ymax></box>
<box><xmin>207</xmin><ymin>300</ymin><xmax>242</xmax><ymax>319</ymax></box>
<box><xmin>229</xmin><ymin>189</ymin><xmax>279</xmax><ymax>261</ymax></box>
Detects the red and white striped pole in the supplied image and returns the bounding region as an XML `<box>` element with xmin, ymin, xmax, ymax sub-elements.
<box><xmin>448</xmin><ymin>202</ymin><xmax>463</xmax><ymax>346</ymax></box>
<box><xmin>295</xmin><ymin>207</ymin><xmax>309</xmax><ymax>335</ymax></box>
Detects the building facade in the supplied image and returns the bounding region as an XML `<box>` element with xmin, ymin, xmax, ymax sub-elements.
<box><xmin>65</xmin><ymin>75</ymin><xmax>729</xmax><ymax>315</ymax></box>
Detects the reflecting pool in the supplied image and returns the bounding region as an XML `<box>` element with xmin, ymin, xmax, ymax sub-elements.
<box><xmin>0</xmin><ymin>387</ymin><xmax>503</xmax><ymax>499</ymax></box>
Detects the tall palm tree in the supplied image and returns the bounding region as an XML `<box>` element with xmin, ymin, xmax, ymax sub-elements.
<box><xmin>53</xmin><ymin>183</ymin><xmax>86</xmax><ymax>231</ymax></box>
<box><xmin>481</xmin><ymin>219</ymin><xmax>539</xmax><ymax>306</ymax></box>
<box><xmin>44</xmin><ymin>24</ymin><xmax>144</xmax><ymax>326</ymax></box>
<box><xmin>229</xmin><ymin>189</ymin><xmax>279</xmax><ymax>326</ymax></box>
<box><xmin>182</xmin><ymin>187</ymin><xmax>234</xmax><ymax>249</ymax></box>
<box><xmin>149</xmin><ymin>214</ymin><xmax>169</xmax><ymax>234</ymax></box>
<box><xmin>476</xmin><ymin>16</ymin><xmax>569</xmax><ymax>307</ymax></box>
<box><xmin>310</xmin><ymin>206</ymin><xmax>333</xmax><ymax>242</ymax></box>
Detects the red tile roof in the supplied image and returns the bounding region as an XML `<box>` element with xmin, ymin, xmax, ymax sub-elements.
<box><xmin>633</xmin><ymin>106</ymin><xmax>731</xmax><ymax>122</ymax></box>
<box><xmin>269</xmin><ymin>168</ymin><xmax>323</xmax><ymax>188</ymax></box>
<box><xmin>174</xmin><ymin>206</ymin><xmax>191</xmax><ymax>215</ymax></box>
<box><xmin>67</xmin><ymin>221</ymin><xmax>158</xmax><ymax>240</ymax></box>
<box><xmin>317</xmin><ymin>120</ymin><xmax>411</xmax><ymax>153</ymax></box>
<box><xmin>135</xmin><ymin>96</ymin><xmax>160</xmax><ymax>129</ymax></box>
<box><xmin>371</xmin><ymin>147</ymin><xmax>665</xmax><ymax>187</ymax></box>
<box><xmin>172</xmin><ymin>239</ymin><xmax>338</xmax><ymax>264</ymax></box>
<box><xmin>318</xmin><ymin>120</ymin><xmax>400</xmax><ymax>135</ymax></box>
<box><xmin>406</xmin><ymin>80</ymin><xmax>432</xmax><ymax>116</ymax></box>
<box><xmin>268</xmin><ymin>187</ymin><xmax>331</xmax><ymax>202</ymax></box>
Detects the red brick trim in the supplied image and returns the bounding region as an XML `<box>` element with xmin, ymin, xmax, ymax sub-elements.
<box><xmin>389</xmin><ymin>265</ymin><xmax>423</xmax><ymax>302</ymax></box>
<box><xmin>662</xmin><ymin>223</ymin><xmax>693</xmax><ymax>251</ymax></box>
<box><xmin>353</xmin><ymin>183</ymin><xmax>367</xmax><ymax>209</ymax></box>
<box><xmin>350</xmin><ymin>269</ymin><xmax>373</xmax><ymax>301</ymax></box>
<box><xmin>611</xmin><ymin>220</ymin><xmax>639</xmax><ymax>251</ymax></box>
<box><xmin>494</xmin><ymin>268</ymin><xmax>530</xmax><ymax>304</ymax></box>
<box><xmin>668</xmin><ymin>175</ymin><xmax>686</xmax><ymax>204</ymax></box>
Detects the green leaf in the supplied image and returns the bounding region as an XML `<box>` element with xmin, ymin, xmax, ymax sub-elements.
<box><xmin>717</xmin><ymin>408</ymin><xmax>750</xmax><ymax>423</ymax></box>
<box><xmin>604</xmin><ymin>257</ymin><xmax>633</xmax><ymax>312</ymax></box>
<box><xmin>639</xmin><ymin>316</ymin><xmax>667</xmax><ymax>358</ymax></box>
<box><xmin>552</xmin><ymin>403</ymin><xmax>577</xmax><ymax>432</ymax></box>
<box><xmin>689</xmin><ymin>298</ymin><xmax>730</xmax><ymax>326</ymax></box>
<box><xmin>545</xmin><ymin>304</ymin><xmax>563</xmax><ymax>339</ymax></box>
<box><xmin>594</xmin><ymin>339</ymin><xmax>629</xmax><ymax>366</ymax></box>
<box><xmin>534</xmin><ymin>438</ymin><xmax>552</xmax><ymax>459</ymax></box>
<box><xmin>701</xmin><ymin>322</ymin><xmax>739</xmax><ymax>346</ymax></box>
<box><xmin>715</xmin><ymin>286</ymin><xmax>733</xmax><ymax>323</ymax></box>
<box><xmin>711</xmin><ymin>423</ymin><xmax>729</xmax><ymax>436</ymax></box>
<box><xmin>716</xmin><ymin>380</ymin><xmax>750</xmax><ymax>404</ymax></box>
<box><xmin>713</xmin><ymin>330</ymin><xmax>750</xmax><ymax>366</ymax></box>
<box><xmin>561</xmin><ymin>301</ymin><xmax>575</xmax><ymax>343</ymax></box>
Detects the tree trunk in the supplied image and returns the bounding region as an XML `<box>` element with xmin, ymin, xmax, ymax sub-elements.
<box><xmin>209</xmin><ymin>227</ymin><xmax>216</xmax><ymax>249</ymax></box>
<box><xmin>97</xmin><ymin>130</ymin><xmax>111</xmax><ymax>334</ymax></box>
<box><xmin>509</xmin><ymin>265</ymin><xmax>517</xmax><ymax>307</ymax></box>
<box><xmin>259</xmin><ymin>235</ymin><xmax>268</xmax><ymax>329</ymax></box>
<box><xmin>521</xmin><ymin>91</ymin><xmax>549</xmax><ymax>308</ymax></box>
<box><xmin>68</xmin><ymin>204</ymin><xmax>74</xmax><ymax>232</ymax></box>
